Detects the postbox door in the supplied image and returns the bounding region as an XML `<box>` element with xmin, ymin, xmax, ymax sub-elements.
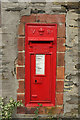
<box><xmin>25</xmin><ymin>23</ymin><xmax>57</xmax><ymax>106</ymax></box>
<box><xmin>30</xmin><ymin>54</ymin><xmax>51</xmax><ymax>102</ymax></box>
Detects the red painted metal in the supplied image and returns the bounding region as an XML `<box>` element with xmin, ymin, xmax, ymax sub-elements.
<box><xmin>25</xmin><ymin>23</ymin><xmax>57</xmax><ymax>107</ymax></box>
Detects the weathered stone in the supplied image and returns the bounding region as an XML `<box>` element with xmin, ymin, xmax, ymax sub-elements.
<box><xmin>67</xmin><ymin>95</ymin><xmax>78</xmax><ymax>104</ymax></box>
<box><xmin>75</xmin><ymin>64</ymin><xmax>80</xmax><ymax>70</ymax></box>
<box><xmin>64</xmin><ymin>5</ymin><xmax>79</xmax><ymax>118</ymax></box>
<box><xmin>52</xmin><ymin>5</ymin><xmax>67</xmax><ymax>12</ymax></box>
<box><xmin>1</xmin><ymin>2</ymin><xmax>19</xmax><ymax>8</ymax></box>
<box><xmin>45</xmin><ymin>3</ymin><xmax>54</xmax><ymax>14</ymax></box>
<box><xmin>20</xmin><ymin>8</ymin><xmax>31</xmax><ymax>16</ymax></box>
<box><xmin>66</xmin><ymin>27</ymin><xmax>78</xmax><ymax>46</ymax></box>
<box><xmin>1</xmin><ymin>9</ymin><xmax>20</xmax><ymax>25</ymax></box>
<box><xmin>8</xmin><ymin>0</ymin><xmax>18</xmax><ymax>2</ymax></box>
<box><xmin>66</xmin><ymin>10</ymin><xmax>78</xmax><ymax>27</ymax></box>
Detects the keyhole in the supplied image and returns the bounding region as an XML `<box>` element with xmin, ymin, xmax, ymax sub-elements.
<box><xmin>35</xmin><ymin>80</ymin><xmax>37</xmax><ymax>83</ymax></box>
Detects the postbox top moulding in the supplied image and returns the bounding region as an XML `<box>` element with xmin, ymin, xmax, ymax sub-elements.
<box><xmin>25</xmin><ymin>23</ymin><xmax>57</xmax><ymax>42</ymax></box>
<box><xmin>26</xmin><ymin>23</ymin><xmax>57</xmax><ymax>26</ymax></box>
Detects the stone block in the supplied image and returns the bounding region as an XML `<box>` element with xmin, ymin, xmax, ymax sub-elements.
<box><xmin>2</xmin><ymin>24</ymin><xmax>19</xmax><ymax>34</ymax></box>
<box><xmin>65</xmin><ymin>48</ymin><xmax>78</xmax><ymax>75</ymax></box>
<box><xmin>1</xmin><ymin>9</ymin><xmax>20</xmax><ymax>25</ymax></box>
<box><xmin>66</xmin><ymin>10</ymin><xmax>78</xmax><ymax>21</ymax></box>
<box><xmin>20</xmin><ymin>8</ymin><xmax>31</xmax><ymax>16</ymax></box>
<box><xmin>66</xmin><ymin>27</ymin><xmax>78</xmax><ymax>46</ymax></box>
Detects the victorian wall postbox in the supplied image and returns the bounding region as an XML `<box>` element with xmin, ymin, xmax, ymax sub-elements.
<box><xmin>25</xmin><ymin>23</ymin><xmax>57</xmax><ymax>107</ymax></box>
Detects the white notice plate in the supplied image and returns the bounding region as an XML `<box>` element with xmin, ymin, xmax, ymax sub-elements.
<box><xmin>36</xmin><ymin>54</ymin><xmax>45</xmax><ymax>75</ymax></box>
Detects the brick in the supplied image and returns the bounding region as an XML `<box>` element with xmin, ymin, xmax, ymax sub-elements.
<box><xmin>25</xmin><ymin>107</ymin><xmax>36</xmax><ymax>114</ymax></box>
<box><xmin>56</xmin><ymin>81</ymin><xmax>64</xmax><ymax>92</ymax></box>
<box><xmin>18</xmin><ymin>23</ymin><xmax>25</xmax><ymax>35</ymax></box>
<box><xmin>39</xmin><ymin>107</ymin><xmax>46</xmax><ymax>114</ymax></box>
<box><xmin>57</xmin><ymin>53</ymin><xmax>65</xmax><ymax>66</ymax></box>
<box><xmin>20</xmin><ymin>14</ymin><xmax>36</xmax><ymax>23</ymax></box>
<box><xmin>36</xmin><ymin>14</ymin><xmax>65</xmax><ymax>23</ymax></box>
<box><xmin>57</xmin><ymin>38</ymin><xmax>65</xmax><ymax>52</ymax></box>
<box><xmin>55</xmin><ymin>107</ymin><xmax>63</xmax><ymax>114</ymax></box>
<box><xmin>56</xmin><ymin>93</ymin><xmax>63</xmax><ymax>105</ymax></box>
<box><xmin>36</xmin><ymin>14</ymin><xmax>48</xmax><ymax>22</ymax></box>
<box><xmin>17</xmin><ymin>107</ymin><xmax>26</xmax><ymax>114</ymax></box>
<box><xmin>17</xmin><ymin>67</ymin><xmax>25</xmax><ymax>79</ymax></box>
<box><xmin>20</xmin><ymin>16</ymin><xmax>26</xmax><ymax>23</ymax></box>
<box><xmin>57</xmin><ymin>67</ymin><xmax>64</xmax><ymax>79</ymax></box>
<box><xmin>17</xmin><ymin>106</ymin><xmax>36</xmax><ymax>114</ymax></box>
<box><xmin>17</xmin><ymin>94</ymin><xmax>25</xmax><ymax>105</ymax></box>
<box><xmin>18</xmin><ymin>53</ymin><xmax>25</xmax><ymax>65</ymax></box>
<box><xmin>18</xmin><ymin>37</ymin><xmax>25</xmax><ymax>51</ymax></box>
<box><xmin>57</xmin><ymin>23</ymin><xmax>65</xmax><ymax>37</ymax></box>
<box><xmin>46</xmin><ymin>106</ymin><xmax>63</xmax><ymax>114</ymax></box>
<box><xmin>18</xmin><ymin>106</ymin><xmax>45</xmax><ymax>114</ymax></box>
<box><xmin>17</xmin><ymin>81</ymin><xmax>25</xmax><ymax>93</ymax></box>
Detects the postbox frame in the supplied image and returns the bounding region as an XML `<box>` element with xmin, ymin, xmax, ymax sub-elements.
<box><xmin>25</xmin><ymin>23</ymin><xmax>57</xmax><ymax>107</ymax></box>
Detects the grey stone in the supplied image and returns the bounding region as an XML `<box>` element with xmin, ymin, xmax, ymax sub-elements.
<box><xmin>1</xmin><ymin>8</ymin><xmax>20</xmax><ymax>25</ymax></box>
<box><xmin>66</xmin><ymin>27</ymin><xmax>78</xmax><ymax>46</ymax></box>
<box><xmin>66</xmin><ymin>10</ymin><xmax>78</xmax><ymax>27</ymax></box>
<box><xmin>45</xmin><ymin>3</ymin><xmax>53</xmax><ymax>14</ymax></box>
<box><xmin>20</xmin><ymin>8</ymin><xmax>31</xmax><ymax>16</ymax></box>
<box><xmin>1</xmin><ymin>2</ymin><xmax>19</xmax><ymax>9</ymax></box>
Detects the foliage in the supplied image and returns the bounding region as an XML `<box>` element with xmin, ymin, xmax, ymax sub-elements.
<box><xmin>0</xmin><ymin>97</ymin><xmax>23</xmax><ymax>120</ymax></box>
<box><xmin>33</xmin><ymin>103</ymin><xmax>42</xmax><ymax>120</ymax></box>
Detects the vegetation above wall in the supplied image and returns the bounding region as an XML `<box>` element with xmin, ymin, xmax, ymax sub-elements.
<box><xmin>0</xmin><ymin>97</ymin><xmax>23</xmax><ymax>120</ymax></box>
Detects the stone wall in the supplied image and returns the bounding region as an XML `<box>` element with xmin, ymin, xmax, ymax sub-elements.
<box><xmin>0</xmin><ymin>1</ymin><xmax>80</xmax><ymax>119</ymax></box>
<box><xmin>0</xmin><ymin>28</ymin><xmax>2</xmax><ymax>97</ymax></box>
<box><xmin>64</xmin><ymin>9</ymin><xmax>79</xmax><ymax>117</ymax></box>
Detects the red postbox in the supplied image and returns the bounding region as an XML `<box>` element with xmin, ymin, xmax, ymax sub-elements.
<box><xmin>25</xmin><ymin>23</ymin><xmax>57</xmax><ymax>107</ymax></box>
